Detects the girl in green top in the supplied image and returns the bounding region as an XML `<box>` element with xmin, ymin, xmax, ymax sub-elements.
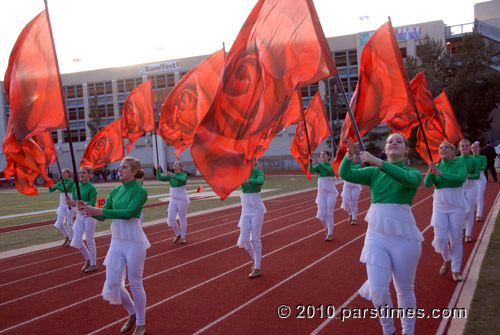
<box><xmin>471</xmin><ymin>141</ymin><xmax>487</xmax><ymax>222</ymax></box>
<box><xmin>156</xmin><ymin>161</ymin><xmax>190</xmax><ymax>244</ymax></box>
<box><xmin>79</xmin><ymin>157</ymin><xmax>149</xmax><ymax>335</ymax></box>
<box><xmin>424</xmin><ymin>141</ymin><xmax>467</xmax><ymax>282</ymax></box>
<box><xmin>49</xmin><ymin>168</ymin><xmax>75</xmax><ymax>246</ymax></box>
<box><xmin>66</xmin><ymin>166</ymin><xmax>98</xmax><ymax>273</ymax></box>
<box><xmin>339</xmin><ymin>134</ymin><xmax>422</xmax><ymax>335</ymax></box>
<box><xmin>308</xmin><ymin>150</ymin><xmax>338</xmax><ymax>241</ymax></box>
<box><xmin>237</xmin><ymin>156</ymin><xmax>266</xmax><ymax>279</ymax></box>
<box><xmin>456</xmin><ymin>139</ymin><xmax>480</xmax><ymax>242</ymax></box>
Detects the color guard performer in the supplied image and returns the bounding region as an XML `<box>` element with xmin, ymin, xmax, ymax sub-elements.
<box><xmin>49</xmin><ymin>168</ymin><xmax>75</xmax><ymax>246</ymax></box>
<box><xmin>340</xmin><ymin>156</ymin><xmax>362</xmax><ymax>225</ymax></box>
<box><xmin>156</xmin><ymin>161</ymin><xmax>190</xmax><ymax>244</ymax></box>
<box><xmin>424</xmin><ymin>141</ymin><xmax>467</xmax><ymax>282</ymax></box>
<box><xmin>339</xmin><ymin>134</ymin><xmax>423</xmax><ymax>335</ymax></box>
<box><xmin>79</xmin><ymin>157</ymin><xmax>149</xmax><ymax>335</ymax></box>
<box><xmin>471</xmin><ymin>141</ymin><xmax>487</xmax><ymax>222</ymax></box>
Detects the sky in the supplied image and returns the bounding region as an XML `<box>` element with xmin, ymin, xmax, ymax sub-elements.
<box><xmin>0</xmin><ymin>0</ymin><xmax>485</xmax><ymax>75</ymax></box>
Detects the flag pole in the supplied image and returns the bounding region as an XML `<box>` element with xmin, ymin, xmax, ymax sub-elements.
<box><xmin>415</xmin><ymin>108</ymin><xmax>434</xmax><ymax>163</ymax></box>
<box><xmin>44</xmin><ymin>0</ymin><xmax>81</xmax><ymax>200</ymax></box>
<box><xmin>54</xmin><ymin>155</ymin><xmax>71</xmax><ymax>210</ymax></box>
<box><xmin>301</xmin><ymin>102</ymin><xmax>313</xmax><ymax>159</ymax></box>
<box><xmin>327</xmin><ymin>77</ymin><xmax>337</xmax><ymax>153</ymax></box>
<box><xmin>335</xmin><ymin>76</ymin><xmax>365</xmax><ymax>151</ymax></box>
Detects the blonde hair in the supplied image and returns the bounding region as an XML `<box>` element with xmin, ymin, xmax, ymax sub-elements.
<box><xmin>122</xmin><ymin>157</ymin><xmax>145</xmax><ymax>179</ymax></box>
<box><xmin>385</xmin><ymin>133</ymin><xmax>409</xmax><ymax>148</ymax></box>
<box><xmin>440</xmin><ymin>141</ymin><xmax>456</xmax><ymax>159</ymax></box>
<box><xmin>61</xmin><ymin>168</ymin><xmax>72</xmax><ymax>178</ymax></box>
<box><xmin>80</xmin><ymin>166</ymin><xmax>93</xmax><ymax>175</ymax></box>
<box><xmin>173</xmin><ymin>161</ymin><xmax>184</xmax><ymax>172</ymax></box>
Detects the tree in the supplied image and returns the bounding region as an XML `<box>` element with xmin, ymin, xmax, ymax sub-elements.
<box><xmin>446</xmin><ymin>32</ymin><xmax>500</xmax><ymax>140</ymax></box>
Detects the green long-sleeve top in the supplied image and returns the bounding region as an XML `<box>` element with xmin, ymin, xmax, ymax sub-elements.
<box><xmin>71</xmin><ymin>181</ymin><xmax>97</xmax><ymax>206</ymax></box>
<box><xmin>241</xmin><ymin>168</ymin><xmax>264</xmax><ymax>193</ymax></box>
<box><xmin>156</xmin><ymin>170</ymin><xmax>187</xmax><ymax>187</ymax></box>
<box><xmin>95</xmin><ymin>179</ymin><xmax>147</xmax><ymax>221</ymax></box>
<box><xmin>424</xmin><ymin>159</ymin><xmax>467</xmax><ymax>189</ymax></box>
<box><xmin>473</xmin><ymin>154</ymin><xmax>487</xmax><ymax>171</ymax></box>
<box><xmin>339</xmin><ymin>156</ymin><xmax>421</xmax><ymax>205</ymax></box>
<box><xmin>49</xmin><ymin>178</ymin><xmax>74</xmax><ymax>193</ymax></box>
<box><xmin>456</xmin><ymin>154</ymin><xmax>480</xmax><ymax>179</ymax></box>
<box><xmin>308</xmin><ymin>161</ymin><xmax>336</xmax><ymax>177</ymax></box>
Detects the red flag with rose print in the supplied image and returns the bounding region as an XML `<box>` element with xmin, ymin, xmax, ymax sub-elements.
<box><xmin>290</xmin><ymin>91</ymin><xmax>331</xmax><ymax>180</ymax></box>
<box><xmin>415</xmin><ymin>112</ymin><xmax>448</xmax><ymax>164</ymax></box>
<box><xmin>81</xmin><ymin>119</ymin><xmax>124</xmax><ymax>169</ymax></box>
<box><xmin>3</xmin><ymin>10</ymin><xmax>66</xmax><ymax>144</ymax></box>
<box><xmin>158</xmin><ymin>48</ymin><xmax>225</xmax><ymax>159</ymax></box>
<box><xmin>387</xmin><ymin>72</ymin><xmax>435</xmax><ymax>137</ymax></box>
<box><xmin>434</xmin><ymin>89</ymin><xmax>463</xmax><ymax>144</ymax></box>
<box><xmin>191</xmin><ymin>0</ymin><xmax>337</xmax><ymax>200</ymax></box>
<box><xmin>254</xmin><ymin>90</ymin><xmax>303</xmax><ymax>159</ymax></box>
<box><xmin>331</xmin><ymin>21</ymin><xmax>416</xmax><ymax>175</ymax></box>
<box><xmin>3</xmin><ymin>129</ymin><xmax>56</xmax><ymax>195</ymax></box>
<box><xmin>122</xmin><ymin>80</ymin><xmax>154</xmax><ymax>153</ymax></box>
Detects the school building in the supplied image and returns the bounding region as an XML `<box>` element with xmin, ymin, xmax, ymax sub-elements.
<box><xmin>1</xmin><ymin>0</ymin><xmax>499</xmax><ymax>178</ymax></box>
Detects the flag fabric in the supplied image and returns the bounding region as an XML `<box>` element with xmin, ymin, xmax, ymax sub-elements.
<box><xmin>434</xmin><ymin>89</ymin><xmax>463</xmax><ymax>144</ymax></box>
<box><xmin>3</xmin><ymin>10</ymin><xmax>66</xmax><ymax>144</ymax></box>
<box><xmin>157</xmin><ymin>48</ymin><xmax>225</xmax><ymax>159</ymax></box>
<box><xmin>254</xmin><ymin>91</ymin><xmax>303</xmax><ymax>159</ymax></box>
<box><xmin>80</xmin><ymin>119</ymin><xmax>124</xmax><ymax>169</ymax></box>
<box><xmin>290</xmin><ymin>92</ymin><xmax>331</xmax><ymax>180</ymax></box>
<box><xmin>191</xmin><ymin>0</ymin><xmax>337</xmax><ymax>200</ymax></box>
<box><xmin>122</xmin><ymin>80</ymin><xmax>154</xmax><ymax>153</ymax></box>
<box><xmin>387</xmin><ymin>72</ymin><xmax>435</xmax><ymax>137</ymax></box>
<box><xmin>331</xmin><ymin>21</ymin><xmax>416</xmax><ymax>175</ymax></box>
<box><xmin>415</xmin><ymin>113</ymin><xmax>448</xmax><ymax>164</ymax></box>
<box><xmin>3</xmin><ymin>130</ymin><xmax>56</xmax><ymax>195</ymax></box>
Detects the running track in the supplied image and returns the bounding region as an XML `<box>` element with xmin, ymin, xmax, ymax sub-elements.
<box><xmin>1</xmin><ymin>181</ymin><xmax>499</xmax><ymax>334</ymax></box>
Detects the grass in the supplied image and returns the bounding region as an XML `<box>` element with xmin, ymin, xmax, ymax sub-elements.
<box><xmin>0</xmin><ymin>174</ymin><xmax>315</xmax><ymax>253</ymax></box>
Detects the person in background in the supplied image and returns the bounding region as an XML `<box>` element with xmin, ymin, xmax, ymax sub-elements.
<box><xmin>471</xmin><ymin>141</ymin><xmax>487</xmax><ymax>222</ymax></box>
<box><xmin>339</xmin><ymin>134</ymin><xmax>423</xmax><ymax>335</ymax></box>
<box><xmin>156</xmin><ymin>161</ymin><xmax>190</xmax><ymax>244</ymax></box>
<box><xmin>237</xmin><ymin>156</ymin><xmax>266</xmax><ymax>278</ymax></box>
<box><xmin>49</xmin><ymin>168</ymin><xmax>75</xmax><ymax>246</ymax></box>
<box><xmin>340</xmin><ymin>155</ymin><xmax>362</xmax><ymax>225</ymax></box>
<box><xmin>456</xmin><ymin>139</ymin><xmax>480</xmax><ymax>242</ymax></box>
<box><xmin>67</xmin><ymin>166</ymin><xmax>98</xmax><ymax>273</ymax></box>
<box><xmin>481</xmin><ymin>140</ymin><xmax>497</xmax><ymax>182</ymax></box>
<box><xmin>309</xmin><ymin>150</ymin><xmax>338</xmax><ymax>241</ymax></box>
<box><xmin>79</xmin><ymin>157</ymin><xmax>149</xmax><ymax>335</ymax></box>
<box><xmin>424</xmin><ymin>141</ymin><xmax>467</xmax><ymax>282</ymax></box>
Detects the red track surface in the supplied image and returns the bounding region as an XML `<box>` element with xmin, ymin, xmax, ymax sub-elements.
<box><xmin>1</xmin><ymin>181</ymin><xmax>499</xmax><ymax>334</ymax></box>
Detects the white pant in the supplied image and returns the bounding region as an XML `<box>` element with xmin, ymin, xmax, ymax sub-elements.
<box><xmin>431</xmin><ymin>206</ymin><xmax>465</xmax><ymax>273</ymax></box>
<box><xmin>475</xmin><ymin>173</ymin><xmax>486</xmax><ymax>218</ymax></box>
<box><xmin>167</xmin><ymin>199</ymin><xmax>189</xmax><ymax>238</ymax></box>
<box><xmin>102</xmin><ymin>240</ymin><xmax>147</xmax><ymax>326</ymax></box>
<box><xmin>360</xmin><ymin>231</ymin><xmax>421</xmax><ymax>335</ymax></box>
<box><xmin>71</xmin><ymin>213</ymin><xmax>97</xmax><ymax>265</ymax></box>
<box><xmin>462</xmin><ymin>180</ymin><xmax>477</xmax><ymax>236</ymax></box>
<box><xmin>341</xmin><ymin>185</ymin><xmax>361</xmax><ymax>219</ymax></box>
<box><xmin>54</xmin><ymin>194</ymin><xmax>75</xmax><ymax>240</ymax></box>
<box><xmin>316</xmin><ymin>190</ymin><xmax>337</xmax><ymax>235</ymax></box>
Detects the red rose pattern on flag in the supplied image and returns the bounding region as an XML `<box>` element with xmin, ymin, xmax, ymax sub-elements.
<box><xmin>331</xmin><ymin>21</ymin><xmax>416</xmax><ymax>175</ymax></box>
<box><xmin>157</xmin><ymin>48</ymin><xmax>224</xmax><ymax>159</ymax></box>
<box><xmin>191</xmin><ymin>0</ymin><xmax>337</xmax><ymax>200</ymax></box>
<box><xmin>416</xmin><ymin>113</ymin><xmax>448</xmax><ymax>164</ymax></box>
<box><xmin>122</xmin><ymin>80</ymin><xmax>154</xmax><ymax>153</ymax></box>
<box><xmin>290</xmin><ymin>91</ymin><xmax>331</xmax><ymax>180</ymax></box>
<box><xmin>81</xmin><ymin>119</ymin><xmax>124</xmax><ymax>169</ymax></box>
<box><xmin>3</xmin><ymin>10</ymin><xmax>66</xmax><ymax>144</ymax></box>
<box><xmin>434</xmin><ymin>89</ymin><xmax>463</xmax><ymax>145</ymax></box>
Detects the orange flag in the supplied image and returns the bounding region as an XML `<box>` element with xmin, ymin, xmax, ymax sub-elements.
<box><xmin>191</xmin><ymin>0</ymin><xmax>337</xmax><ymax>200</ymax></box>
<box><xmin>122</xmin><ymin>80</ymin><xmax>154</xmax><ymax>153</ymax></box>
<box><xmin>387</xmin><ymin>72</ymin><xmax>435</xmax><ymax>137</ymax></box>
<box><xmin>254</xmin><ymin>91</ymin><xmax>303</xmax><ymax>159</ymax></box>
<box><xmin>290</xmin><ymin>92</ymin><xmax>331</xmax><ymax>180</ymax></box>
<box><xmin>331</xmin><ymin>21</ymin><xmax>416</xmax><ymax>175</ymax></box>
<box><xmin>3</xmin><ymin>10</ymin><xmax>66</xmax><ymax>144</ymax></box>
<box><xmin>157</xmin><ymin>48</ymin><xmax>225</xmax><ymax>159</ymax></box>
<box><xmin>3</xmin><ymin>130</ymin><xmax>56</xmax><ymax>195</ymax></box>
<box><xmin>415</xmin><ymin>113</ymin><xmax>448</xmax><ymax>164</ymax></box>
<box><xmin>434</xmin><ymin>89</ymin><xmax>463</xmax><ymax>144</ymax></box>
<box><xmin>81</xmin><ymin>119</ymin><xmax>124</xmax><ymax>169</ymax></box>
